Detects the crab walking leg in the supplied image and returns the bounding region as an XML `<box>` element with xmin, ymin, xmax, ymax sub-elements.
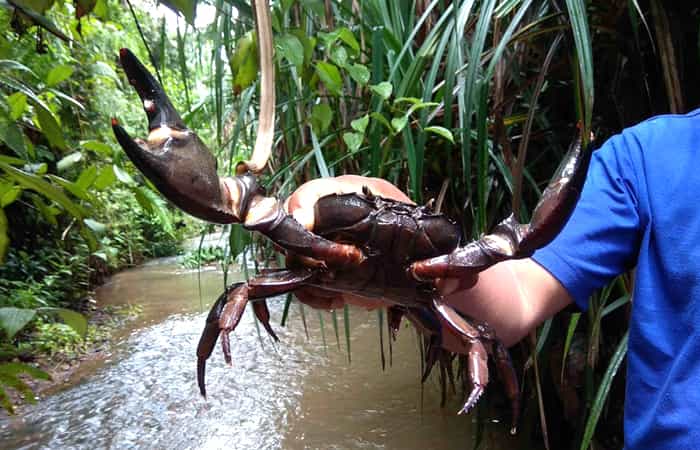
<box><xmin>460</xmin><ymin>341</ymin><xmax>489</xmax><ymax>415</ymax></box>
<box><xmin>410</xmin><ymin>138</ymin><xmax>593</xmax><ymax>281</ymax></box>
<box><xmin>196</xmin><ymin>269</ymin><xmax>313</xmax><ymax>397</ymax></box>
<box><xmin>431</xmin><ymin>298</ymin><xmax>510</xmax><ymax>416</ymax></box>
<box><xmin>252</xmin><ymin>300</ymin><xmax>279</xmax><ymax>342</ymax></box>
<box><xmin>493</xmin><ymin>341</ymin><xmax>521</xmax><ymax>434</ymax></box>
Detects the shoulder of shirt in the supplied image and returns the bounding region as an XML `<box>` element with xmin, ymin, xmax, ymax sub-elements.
<box><xmin>633</xmin><ymin>107</ymin><xmax>700</xmax><ymax>129</ymax></box>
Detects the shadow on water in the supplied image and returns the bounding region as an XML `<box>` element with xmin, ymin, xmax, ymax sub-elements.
<box><xmin>0</xmin><ymin>258</ymin><xmax>516</xmax><ymax>449</ymax></box>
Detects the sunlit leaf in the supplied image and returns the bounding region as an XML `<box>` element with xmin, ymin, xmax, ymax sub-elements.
<box><xmin>330</xmin><ymin>46</ymin><xmax>348</xmax><ymax>68</ymax></box>
<box><xmin>0</xmin><ymin>185</ymin><xmax>21</xmax><ymax>207</ymax></box>
<box><xmin>343</xmin><ymin>132</ymin><xmax>363</xmax><ymax>152</ymax></box>
<box><xmin>351</xmin><ymin>114</ymin><xmax>369</xmax><ymax>133</ymax></box>
<box><xmin>424</xmin><ymin>126</ymin><xmax>454</xmax><ymax>143</ymax></box>
<box><xmin>56</xmin><ymin>152</ymin><xmax>82</xmax><ymax>171</ymax></box>
<box><xmin>113</xmin><ymin>165</ymin><xmax>135</xmax><ymax>185</ymax></box>
<box><xmin>0</xmin><ymin>308</ymin><xmax>36</xmax><ymax>339</ymax></box>
<box><xmin>337</xmin><ymin>27</ymin><xmax>360</xmax><ymax>53</ymax></box>
<box><xmin>370</xmin><ymin>81</ymin><xmax>392</xmax><ymax>100</ymax></box>
<box><xmin>46</xmin><ymin>65</ymin><xmax>74</xmax><ymax>87</ymax></box>
<box><xmin>7</xmin><ymin>92</ymin><xmax>27</xmax><ymax>120</ymax></box>
<box><xmin>391</xmin><ymin>115</ymin><xmax>408</xmax><ymax>133</ymax></box>
<box><xmin>346</xmin><ymin>63</ymin><xmax>370</xmax><ymax>85</ymax></box>
<box><xmin>83</xmin><ymin>218</ymin><xmax>107</xmax><ymax>234</ymax></box>
<box><xmin>315</xmin><ymin>62</ymin><xmax>343</xmax><ymax>96</ymax></box>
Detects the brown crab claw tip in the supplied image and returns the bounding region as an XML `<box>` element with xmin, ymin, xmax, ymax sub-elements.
<box><xmin>118</xmin><ymin>47</ymin><xmax>185</xmax><ymax>131</ymax></box>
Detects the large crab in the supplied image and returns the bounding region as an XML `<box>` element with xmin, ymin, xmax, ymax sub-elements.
<box><xmin>111</xmin><ymin>36</ymin><xmax>590</xmax><ymax>432</ymax></box>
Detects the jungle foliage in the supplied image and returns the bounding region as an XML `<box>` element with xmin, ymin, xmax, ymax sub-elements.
<box><xmin>0</xmin><ymin>0</ymin><xmax>186</xmax><ymax>412</ymax></box>
<box><xmin>2</xmin><ymin>0</ymin><xmax>699</xmax><ymax>448</ymax></box>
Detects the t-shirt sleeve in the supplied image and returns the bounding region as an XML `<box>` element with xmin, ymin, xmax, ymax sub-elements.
<box><xmin>532</xmin><ymin>131</ymin><xmax>643</xmax><ymax>310</ymax></box>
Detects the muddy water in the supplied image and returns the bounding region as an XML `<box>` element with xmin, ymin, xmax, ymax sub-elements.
<box><xmin>0</xmin><ymin>259</ymin><xmax>516</xmax><ymax>449</ymax></box>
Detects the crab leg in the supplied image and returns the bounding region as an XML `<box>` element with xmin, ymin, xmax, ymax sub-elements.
<box><xmin>493</xmin><ymin>341</ymin><xmax>521</xmax><ymax>434</ymax></box>
<box><xmin>196</xmin><ymin>269</ymin><xmax>313</xmax><ymax>397</ymax></box>
<box><xmin>410</xmin><ymin>138</ymin><xmax>593</xmax><ymax>281</ymax></box>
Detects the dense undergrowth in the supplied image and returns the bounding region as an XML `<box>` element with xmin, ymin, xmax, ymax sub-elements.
<box><xmin>1</xmin><ymin>0</ymin><xmax>699</xmax><ymax>448</ymax></box>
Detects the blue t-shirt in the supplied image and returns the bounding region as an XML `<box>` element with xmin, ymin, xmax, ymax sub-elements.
<box><xmin>533</xmin><ymin>109</ymin><xmax>700</xmax><ymax>449</ymax></box>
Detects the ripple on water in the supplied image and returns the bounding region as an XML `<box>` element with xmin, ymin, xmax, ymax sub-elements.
<box><xmin>0</xmin><ymin>304</ymin><xmax>320</xmax><ymax>450</ymax></box>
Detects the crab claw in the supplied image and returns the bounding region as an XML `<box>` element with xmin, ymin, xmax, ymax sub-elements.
<box><xmin>111</xmin><ymin>48</ymin><xmax>246</xmax><ymax>224</ymax></box>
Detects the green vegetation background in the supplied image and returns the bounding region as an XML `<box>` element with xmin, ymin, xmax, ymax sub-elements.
<box><xmin>1</xmin><ymin>1</ymin><xmax>698</xmax><ymax>449</ymax></box>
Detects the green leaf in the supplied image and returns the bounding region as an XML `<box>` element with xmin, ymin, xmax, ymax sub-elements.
<box><xmin>83</xmin><ymin>218</ymin><xmax>107</xmax><ymax>234</ymax></box>
<box><xmin>580</xmin><ymin>332</ymin><xmax>628</xmax><ymax>450</ymax></box>
<box><xmin>93</xmin><ymin>165</ymin><xmax>116</xmax><ymax>190</ymax></box>
<box><xmin>81</xmin><ymin>140</ymin><xmax>112</xmax><ymax>156</ymax></box>
<box><xmin>0</xmin><ymin>308</ymin><xmax>36</xmax><ymax>339</ymax></box>
<box><xmin>351</xmin><ymin>114</ymin><xmax>369</xmax><ymax>133</ymax></box>
<box><xmin>91</xmin><ymin>61</ymin><xmax>119</xmax><ymax>83</ymax></box>
<box><xmin>330</xmin><ymin>46</ymin><xmax>348</xmax><ymax>68</ymax></box>
<box><xmin>310</xmin><ymin>103</ymin><xmax>333</xmax><ymax>135</ymax></box>
<box><xmin>315</xmin><ymin>62</ymin><xmax>343</xmax><ymax>96</ymax></box>
<box><xmin>7</xmin><ymin>92</ymin><xmax>27</xmax><ymax>120</ymax></box>
<box><xmin>35</xmin><ymin>106</ymin><xmax>66</xmax><ymax>150</ymax></box>
<box><xmin>299</xmin><ymin>0</ymin><xmax>324</xmax><ymax>17</ymax></box>
<box><xmin>160</xmin><ymin>0</ymin><xmax>196</xmax><ymax>24</ymax></box>
<box><xmin>0</xmin><ymin>118</ymin><xmax>27</xmax><ymax>159</ymax></box>
<box><xmin>75</xmin><ymin>165</ymin><xmax>98</xmax><ymax>191</ymax></box>
<box><xmin>37</xmin><ymin>307</ymin><xmax>87</xmax><ymax>337</ymax></box>
<box><xmin>56</xmin><ymin>152</ymin><xmax>82</xmax><ymax>171</ymax></box>
<box><xmin>424</xmin><ymin>126</ymin><xmax>454</xmax><ymax>143</ymax></box>
<box><xmin>229</xmin><ymin>224</ymin><xmax>251</xmax><ymax>260</ymax></box>
<box><xmin>342</xmin><ymin>132</ymin><xmax>363</xmax><ymax>152</ymax></box>
<box><xmin>0</xmin><ymin>163</ymin><xmax>86</xmax><ymax>218</ymax></box>
<box><xmin>46</xmin><ymin>65</ymin><xmax>74</xmax><ymax>87</ymax></box>
<box><xmin>346</xmin><ymin>63</ymin><xmax>370</xmax><ymax>86</ymax></box>
<box><xmin>370</xmin><ymin>81</ymin><xmax>393</xmax><ymax>100</ymax></box>
<box><xmin>337</xmin><ymin>27</ymin><xmax>360</xmax><ymax>53</ymax></box>
<box><xmin>369</xmin><ymin>112</ymin><xmax>393</xmax><ymax>131</ymax></box>
<box><xmin>277</xmin><ymin>33</ymin><xmax>304</xmax><ymax>69</ymax></box>
<box><xmin>391</xmin><ymin>115</ymin><xmax>408</xmax><ymax>133</ymax></box>
<box><xmin>0</xmin><ymin>185</ymin><xmax>21</xmax><ymax>207</ymax></box>
<box><xmin>0</xmin><ymin>155</ymin><xmax>25</xmax><ymax>165</ymax></box>
<box><xmin>113</xmin><ymin>165</ymin><xmax>135</xmax><ymax>185</ymax></box>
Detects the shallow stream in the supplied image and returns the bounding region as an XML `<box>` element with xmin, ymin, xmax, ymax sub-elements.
<box><xmin>0</xmin><ymin>258</ymin><xmax>515</xmax><ymax>449</ymax></box>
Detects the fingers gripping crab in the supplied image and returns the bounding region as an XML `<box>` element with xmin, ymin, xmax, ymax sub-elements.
<box><xmin>110</xmin><ymin>6</ymin><xmax>591</xmax><ymax>433</ymax></box>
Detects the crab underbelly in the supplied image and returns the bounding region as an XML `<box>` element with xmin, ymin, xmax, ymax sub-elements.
<box><xmin>310</xmin><ymin>259</ymin><xmax>430</xmax><ymax>308</ymax></box>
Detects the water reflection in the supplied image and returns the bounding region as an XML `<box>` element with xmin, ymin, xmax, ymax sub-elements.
<box><xmin>0</xmin><ymin>260</ymin><xmax>516</xmax><ymax>449</ymax></box>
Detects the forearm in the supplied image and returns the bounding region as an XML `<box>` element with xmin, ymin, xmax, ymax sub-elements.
<box><xmin>442</xmin><ymin>258</ymin><xmax>574</xmax><ymax>347</ymax></box>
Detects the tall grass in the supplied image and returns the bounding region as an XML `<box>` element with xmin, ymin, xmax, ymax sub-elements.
<box><xmin>141</xmin><ymin>1</ymin><xmax>699</xmax><ymax>448</ymax></box>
